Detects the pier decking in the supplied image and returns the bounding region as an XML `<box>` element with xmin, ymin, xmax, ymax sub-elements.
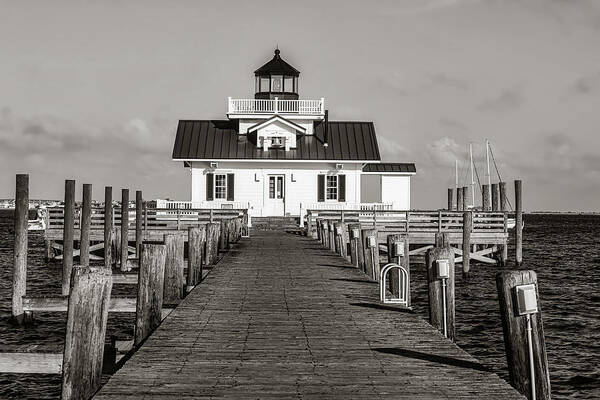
<box><xmin>95</xmin><ymin>231</ymin><xmax>522</xmax><ymax>399</ymax></box>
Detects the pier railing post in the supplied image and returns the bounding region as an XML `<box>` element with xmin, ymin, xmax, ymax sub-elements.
<box><xmin>62</xmin><ymin>179</ymin><xmax>75</xmax><ymax>296</ymax></box>
<box><xmin>425</xmin><ymin>233</ymin><xmax>455</xmax><ymax>340</ymax></box>
<box><xmin>135</xmin><ymin>243</ymin><xmax>167</xmax><ymax>346</ymax></box>
<box><xmin>61</xmin><ymin>265</ymin><xmax>112</xmax><ymax>400</ymax></box>
<box><xmin>104</xmin><ymin>186</ymin><xmax>113</xmax><ymax>269</ymax></box>
<box><xmin>496</xmin><ymin>270</ymin><xmax>550</xmax><ymax>399</ymax></box>
<box><xmin>492</xmin><ymin>183</ymin><xmax>499</xmax><ymax>211</ymax></box>
<box><xmin>163</xmin><ymin>233</ymin><xmax>185</xmax><ymax>304</ymax></box>
<box><xmin>188</xmin><ymin>226</ymin><xmax>206</xmax><ymax>288</ymax></box>
<box><xmin>515</xmin><ymin>180</ymin><xmax>523</xmax><ymax>266</ymax></box>
<box><xmin>462</xmin><ymin>186</ymin><xmax>468</xmax><ymax>210</ymax></box>
<box><xmin>457</xmin><ymin>187</ymin><xmax>464</xmax><ymax>211</ymax></box>
<box><xmin>79</xmin><ymin>184</ymin><xmax>92</xmax><ymax>267</ymax></box>
<box><xmin>361</xmin><ymin>228</ymin><xmax>379</xmax><ymax>281</ymax></box>
<box><xmin>12</xmin><ymin>174</ymin><xmax>28</xmax><ymax>324</ymax></box>
<box><xmin>136</xmin><ymin>190</ymin><xmax>143</xmax><ymax>260</ymax></box>
<box><xmin>482</xmin><ymin>184</ymin><xmax>490</xmax><ymax>211</ymax></box>
<box><xmin>348</xmin><ymin>223</ymin><xmax>361</xmax><ymax>268</ymax></box>
<box><xmin>462</xmin><ymin>211</ymin><xmax>472</xmax><ymax>280</ymax></box>
<box><xmin>205</xmin><ymin>222</ymin><xmax>220</xmax><ymax>265</ymax></box>
<box><xmin>386</xmin><ymin>234</ymin><xmax>410</xmax><ymax>305</ymax></box>
<box><xmin>120</xmin><ymin>189</ymin><xmax>129</xmax><ymax>271</ymax></box>
<box><xmin>499</xmin><ymin>181</ymin><xmax>507</xmax><ymax>212</ymax></box>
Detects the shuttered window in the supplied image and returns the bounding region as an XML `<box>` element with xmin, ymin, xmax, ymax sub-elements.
<box><xmin>226</xmin><ymin>174</ymin><xmax>235</xmax><ymax>201</ymax></box>
<box><xmin>206</xmin><ymin>173</ymin><xmax>214</xmax><ymax>201</ymax></box>
<box><xmin>338</xmin><ymin>175</ymin><xmax>346</xmax><ymax>202</ymax></box>
<box><xmin>326</xmin><ymin>176</ymin><xmax>338</xmax><ymax>200</ymax></box>
<box><xmin>317</xmin><ymin>175</ymin><xmax>325</xmax><ymax>202</ymax></box>
<box><xmin>215</xmin><ymin>174</ymin><xmax>227</xmax><ymax>199</ymax></box>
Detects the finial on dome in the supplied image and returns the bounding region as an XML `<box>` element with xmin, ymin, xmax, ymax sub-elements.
<box><xmin>274</xmin><ymin>47</ymin><xmax>280</xmax><ymax>57</ymax></box>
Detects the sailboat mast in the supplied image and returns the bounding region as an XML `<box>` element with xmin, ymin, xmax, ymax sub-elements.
<box><xmin>485</xmin><ymin>139</ymin><xmax>491</xmax><ymax>187</ymax></box>
<box><xmin>455</xmin><ymin>159</ymin><xmax>458</xmax><ymax>189</ymax></box>
<box><xmin>469</xmin><ymin>143</ymin><xmax>475</xmax><ymax>207</ymax></box>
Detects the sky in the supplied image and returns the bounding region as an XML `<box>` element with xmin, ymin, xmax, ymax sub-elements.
<box><xmin>1</xmin><ymin>0</ymin><xmax>600</xmax><ymax>211</ymax></box>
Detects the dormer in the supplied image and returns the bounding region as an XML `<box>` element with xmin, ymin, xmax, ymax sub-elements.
<box><xmin>247</xmin><ymin>115</ymin><xmax>306</xmax><ymax>151</ymax></box>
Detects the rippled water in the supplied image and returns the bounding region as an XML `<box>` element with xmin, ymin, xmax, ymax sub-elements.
<box><xmin>0</xmin><ymin>211</ymin><xmax>599</xmax><ymax>399</ymax></box>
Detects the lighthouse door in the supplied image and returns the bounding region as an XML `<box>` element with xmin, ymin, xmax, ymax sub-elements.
<box><xmin>266</xmin><ymin>175</ymin><xmax>285</xmax><ymax>216</ymax></box>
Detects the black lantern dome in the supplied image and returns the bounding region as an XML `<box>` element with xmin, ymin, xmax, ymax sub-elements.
<box><xmin>254</xmin><ymin>49</ymin><xmax>299</xmax><ymax>100</ymax></box>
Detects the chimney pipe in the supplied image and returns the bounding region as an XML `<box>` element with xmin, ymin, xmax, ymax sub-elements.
<box><xmin>323</xmin><ymin>109</ymin><xmax>329</xmax><ymax>148</ymax></box>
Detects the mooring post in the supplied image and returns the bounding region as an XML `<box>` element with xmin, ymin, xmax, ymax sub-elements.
<box><xmin>425</xmin><ymin>232</ymin><xmax>455</xmax><ymax>341</ymax></box>
<box><xmin>188</xmin><ymin>226</ymin><xmax>206</xmax><ymax>288</ymax></box>
<box><xmin>492</xmin><ymin>183</ymin><xmax>500</xmax><ymax>211</ymax></box>
<box><xmin>104</xmin><ymin>186</ymin><xmax>113</xmax><ymax>269</ymax></box>
<box><xmin>135</xmin><ymin>190</ymin><xmax>143</xmax><ymax>260</ymax></box>
<box><xmin>462</xmin><ymin>211</ymin><xmax>472</xmax><ymax>280</ymax></box>
<box><xmin>515</xmin><ymin>180</ymin><xmax>523</xmax><ymax>266</ymax></box>
<box><xmin>80</xmin><ymin>184</ymin><xmax>92</xmax><ymax>267</ymax></box>
<box><xmin>482</xmin><ymin>184</ymin><xmax>490</xmax><ymax>211</ymax></box>
<box><xmin>386</xmin><ymin>234</ymin><xmax>410</xmax><ymax>305</ymax></box>
<box><xmin>496</xmin><ymin>270</ymin><xmax>550</xmax><ymax>399</ymax></box>
<box><xmin>457</xmin><ymin>186</ymin><xmax>464</xmax><ymax>211</ymax></box>
<box><xmin>163</xmin><ymin>233</ymin><xmax>185</xmax><ymax>304</ymax></box>
<box><xmin>462</xmin><ymin>186</ymin><xmax>468</xmax><ymax>210</ymax></box>
<box><xmin>205</xmin><ymin>222</ymin><xmax>220</xmax><ymax>265</ymax></box>
<box><xmin>348</xmin><ymin>223</ymin><xmax>361</xmax><ymax>268</ymax></box>
<box><xmin>219</xmin><ymin>220</ymin><xmax>229</xmax><ymax>251</ymax></box>
<box><xmin>135</xmin><ymin>243</ymin><xmax>166</xmax><ymax>346</ymax></box>
<box><xmin>209</xmin><ymin>208</ymin><xmax>214</xmax><ymax>223</ymax></box>
<box><xmin>361</xmin><ymin>228</ymin><xmax>379</xmax><ymax>281</ymax></box>
<box><xmin>62</xmin><ymin>179</ymin><xmax>75</xmax><ymax>295</ymax></box>
<box><xmin>12</xmin><ymin>174</ymin><xmax>28</xmax><ymax>324</ymax></box>
<box><xmin>447</xmin><ymin>188</ymin><xmax>454</xmax><ymax>211</ymax></box>
<box><xmin>500</xmin><ymin>211</ymin><xmax>509</xmax><ymax>266</ymax></box>
<box><xmin>120</xmin><ymin>189</ymin><xmax>129</xmax><ymax>271</ymax></box>
<box><xmin>329</xmin><ymin>220</ymin><xmax>337</xmax><ymax>252</ymax></box>
<box><xmin>499</xmin><ymin>181</ymin><xmax>508</xmax><ymax>211</ymax></box>
<box><xmin>60</xmin><ymin>265</ymin><xmax>112</xmax><ymax>400</ymax></box>
<box><xmin>322</xmin><ymin>221</ymin><xmax>329</xmax><ymax>248</ymax></box>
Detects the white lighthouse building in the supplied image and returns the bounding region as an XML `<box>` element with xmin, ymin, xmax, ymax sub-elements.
<box><xmin>171</xmin><ymin>49</ymin><xmax>416</xmax><ymax>219</ymax></box>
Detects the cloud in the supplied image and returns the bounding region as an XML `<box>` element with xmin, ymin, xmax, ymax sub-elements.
<box><xmin>386</xmin><ymin>0</ymin><xmax>484</xmax><ymax>15</ymax></box>
<box><xmin>378</xmin><ymin>135</ymin><xmax>410</xmax><ymax>161</ymax></box>
<box><xmin>568</xmin><ymin>71</ymin><xmax>600</xmax><ymax>96</ymax></box>
<box><xmin>477</xmin><ymin>88</ymin><xmax>524</xmax><ymax>112</ymax></box>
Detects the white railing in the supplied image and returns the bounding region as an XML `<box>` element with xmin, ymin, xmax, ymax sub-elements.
<box><xmin>156</xmin><ymin>199</ymin><xmax>250</xmax><ymax>210</ymax></box>
<box><xmin>299</xmin><ymin>202</ymin><xmax>394</xmax><ymax>225</ymax></box>
<box><xmin>228</xmin><ymin>98</ymin><xmax>325</xmax><ymax>115</ymax></box>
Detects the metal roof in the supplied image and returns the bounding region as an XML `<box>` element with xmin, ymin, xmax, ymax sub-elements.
<box><xmin>172</xmin><ymin>120</ymin><xmax>381</xmax><ymax>161</ymax></box>
<box><xmin>254</xmin><ymin>49</ymin><xmax>300</xmax><ymax>76</ymax></box>
<box><xmin>362</xmin><ymin>163</ymin><xmax>416</xmax><ymax>174</ymax></box>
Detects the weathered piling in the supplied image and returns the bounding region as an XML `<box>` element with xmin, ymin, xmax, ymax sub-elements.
<box><xmin>482</xmin><ymin>184</ymin><xmax>490</xmax><ymax>211</ymax></box>
<box><xmin>219</xmin><ymin>220</ymin><xmax>228</xmax><ymax>251</ymax></box>
<box><xmin>361</xmin><ymin>228</ymin><xmax>379</xmax><ymax>281</ymax></box>
<box><xmin>61</xmin><ymin>265</ymin><xmax>112</xmax><ymax>400</ymax></box>
<box><xmin>135</xmin><ymin>243</ymin><xmax>166</xmax><ymax>346</ymax></box>
<box><xmin>163</xmin><ymin>233</ymin><xmax>185</xmax><ymax>304</ymax></box>
<box><xmin>334</xmin><ymin>222</ymin><xmax>348</xmax><ymax>259</ymax></box>
<box><xmin>500</xmin><ymin>181</ymin><xmax>508</xmax><ymax>211</ymax></box>
<box><xmin>515</xmin><ymin>180</ymin><xmax>523</xmax><ymax>266</ymax></box>
<box><xmin>425</xmin><ymin>233</ymin><xmax>455</xmax><ymax>340</ymax></box>
<box><xmin>104</xmin><ymin>186</ymin><xmax>113</xmax><ymax>269</ymax></box>
<box><xmin>329</xmin><ymin>220</ymin><xmax>337</xmax><ymax>252</ymax></box>
<box><xmin>447</xmin><ymin>188</ymin><xmax>454</xmax><ymax>211</ymax></box>
<box><xmin>386</xmin><ymin>234</ymin><xmax>410</xmax><ymax>305</ymax></box>
<box><xmin>136</xmin><ymin>190</ymin><xmax>143</xmax><ymax>259</ymax></box>
<box><xmin>62</xmin><ymin>179</ymin><xmax>75</xmax><ymax>296</ymax></box>
<box><xmin>120</xmin><ymin>189</ymin><xmax>129</xmax><ymax>271</ymax></box>
<box><xmin>12</xmin><ymin>174</ymin><xmax>28</xmax><ymax>324</ymax></box>
<box><xmin>462</xmin><ymin>186</ymin><xmax>468</xmax><ymax>210</ymax></box>
<box><xmin>188</xmin><ymin>226</ymin><xmax>206</xmax><ymax>287</ymax></box>
<box><xmin>462</xmin><ymin>211</ymin><xmax>472</xmax><ymax>280</ymax></box>
<box><xmin>457</xmin><ymin>187</ymin><xmax>464</xmax><ymax>211</ymax></box>
<box><xmin>205</xmin><ymin>222</ymin><xmax>220</xmax><ymax>265</ymax></box>
<box><xmin>322</xmin><ymin>220</ymin><xmax>329</xmax><ymax>248</ymax></box>
<box><xmin>492</xmin><ymin>183</ymin><xmax>500</xmax><ymax>211</ymax></box>
<box><xmin>348</xmin><ymin>223</ymin><xmax>361</xmax><ymax>268</ymax></box>
<box><xmin>79</xmin><ymin>184</ymin><xmax>92</xmax><ymax>267</ymax></box>
<box><xmin>496</xmin><ymin>270</ymin><xmax>550</xmax><ymax>399</ymax></box>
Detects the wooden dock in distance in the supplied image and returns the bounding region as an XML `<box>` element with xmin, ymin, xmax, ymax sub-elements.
<box><xmin>94</xmin><ymin>231</ymin><xmax>523</xmax><ymax>399</ymax></box>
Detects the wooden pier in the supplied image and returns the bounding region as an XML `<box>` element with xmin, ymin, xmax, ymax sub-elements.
<box><xmin>94</xmin><ymin>231</ymin><xmax>523</xmax><ymax>399</ymax></box>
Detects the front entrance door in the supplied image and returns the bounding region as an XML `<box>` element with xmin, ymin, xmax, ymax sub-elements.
<box><xmin>266</xmin><ymin>175</ymin><xmax>285</xmax><ymax>216</ymax></box>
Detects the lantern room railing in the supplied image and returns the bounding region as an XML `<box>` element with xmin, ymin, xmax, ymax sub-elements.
<box><xmin>227</xmin><ymin>97</ymin><xmax>325</xmax><ymax>115</ymax></box>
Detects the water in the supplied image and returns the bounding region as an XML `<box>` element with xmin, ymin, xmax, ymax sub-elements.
<box><xmin>0</xmin><ymin>211</ymin><xmax>599</xmax><ymax>399</ymax></box>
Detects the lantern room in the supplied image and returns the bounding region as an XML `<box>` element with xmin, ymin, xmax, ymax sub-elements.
<box><xmin>254</xmin><ymin>49</ymin><xmax>299</xmax><ymax>100</ymax></box>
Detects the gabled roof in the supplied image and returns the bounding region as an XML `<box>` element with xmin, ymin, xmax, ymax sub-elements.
<box><xmin>362</xmin><ymin>163</ymin><xmax>417</xmax><ymax>174</ymax></box>
<box><xmin>254</xmin><ymin>49</ymin><xmax>300</xmax><ymax>76</ymax></box>
<box><xmin>172</xmin><ymin>120</ymin><xmax>381</xmax><ymax>161</ymax></box>
<box><xmin>247</xmin><ymin>115</ymin><xmax>306</xmax><ymax>134</ymax></box>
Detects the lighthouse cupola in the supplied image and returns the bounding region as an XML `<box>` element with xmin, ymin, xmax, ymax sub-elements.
<box><xmin>254</xmin><ymin>48</ymin><xmax>299</xmax><ymax>100</ymax></box>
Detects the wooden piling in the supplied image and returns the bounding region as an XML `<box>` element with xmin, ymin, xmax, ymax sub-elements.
<box><xmin>462</xmin><ymin>186</ymin><xmax>468</xmax><ymax>210</ymax></box>
<box><xmin>62</xmin><ymin>179</ymin><xmax>75</xmax><ymax>296</ymax></box>
<box><xmin>219</xmin><ymin>220</ymin><xmax>228</xmax><ymax>251</ymax></box>
<box><xmin>496</xmin><ymin>270</ymin><xmax>550</xmax><ymax>399</ymax></box>
<box><xmin>515</xmin><ymin>180</ymin><xmax>523</xmax><ymax>266</ymax></box>
<box><xmin>205</xmin><ymin>222</ymin><xmax>220</xmax><ymax>265</ymax></box>
<box><xmin>104</xmin><ymin>186</ymin><xmax>113</xmax><ymax>269</ymax></box>
<box><xmin>163</xmin><ymin>233</ymin><xmax>185</xmax><ymax>304</ymax></box>
<box><xmin>457</xmin><ymin>187</ymin><xmax>463</xmax><ymax>211</ymax></box>
<box><xmin>482</xmin><ymin>184</ymin><xmax>490</xmax><ymax>211</ymax></box>
<box><xmin>12</xmin><ymin>174</ymin><xmax>28</xmax><ymax>323</ymax></box>
<box><xmin>361</xmin><ymin>228</ymin><xmax>379</xmax><ymax>281</ymax></box>
<box><xmin>120</xmin><ymin>189</ymin><xmax>129</xmax><ymax>271</ymax></box>
<box><xmin>447</xmin><ymin>188</ymin><xmax>454</xmax><ymax>211</ymax></box>
<box><xmin>492</xmin><ymin>183</ymin><xmax>500</xmax><ymax>211</ymax></box>
<box><xmin>187</xmin><ymin>226</ymin><xmax>206</xmax><ymax>287</ymax></box>
<box><xmin>135</xmin><ymin>243</ymin><xmax>166</xmax><ymax>346</ymax></box>
<box><xmin>348</xmin><ymin>223</ymin><xmax>361</xmax><ymax>268</ymax></box>
<box><xmin>329</xmin><ymin>220</ymin><xmax>337</xmax><ymax>252</ymax></box>
<box><xmin>61</xmin><ymin>265</ymin><xmax>112</xmax><ymax>400</ymax></box>
<box><xmin>499</xmin><ymin>181</ymin><xmax>508</xmax><ymax>211</ymax></box>
<box><xmin>462</xmin><ymin>211</ymin><xmax>472</xmax><ymax>280</ymax></box>
<box><xmin>136</xmin><ymin>190</ymin><xmax>143</xmax><ymax>259</ymax></box>
<box><xmin>79</xmin><ymin>184</ymin><xmax>92</xmax><ymax>267</ymax></box>
<box><xmin>425</xmin><ymin>233</ymin><xmax>455</xmax><ymax>341</ymax></box>
<box><xmin>386</xmin><ymin>234</ymin><xmax>410</xmax><ymax>306</ymax></box>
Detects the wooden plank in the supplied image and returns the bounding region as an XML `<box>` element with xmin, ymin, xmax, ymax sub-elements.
<box><xmin>0</xmin><ymin>353</ymin><xmax>62</xmax><ymax>374</ymax></box>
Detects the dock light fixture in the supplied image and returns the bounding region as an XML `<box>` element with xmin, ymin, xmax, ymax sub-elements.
<box><xmin>367</xmin><ymin>236</ymin><xmax>376</xmax><ymax>248</ymax></box>
<box><xmin>515</xmin><ymin>284</ymin><xmax>539</xmax><ymax>400</ymax></box>
<box><xmin>352</xmin><ymin>228</ymin><xmax>360</xmax><ymax>238</ymax></box>
<box><xmin>336</xmin><ymin>163</ymin><xmax>344</xmax><ymax>170</ymax></box>
<box><xmin>436</xmin><ymin>259</ymin><xmax>450</xmax><ymax>338</ymax></box>
<box><xmin>393</xmin><ymin>241</ymin><xmax>405</xmax><ymax>257</ymax></box>
<box><xmin>210</xmin><ymin>162</ymin><xmax>218</xmax><ymax>169</ymax></box>
<box><xmin>335</xmin><ymin>225</ymin><xmax>343</xmax><ymax>235</ymax></box>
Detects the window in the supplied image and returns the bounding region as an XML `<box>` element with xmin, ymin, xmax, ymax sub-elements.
<box><xmin>215</xmin><ymin>174</ymin><xmax>227</xmax><ymax>199</ymax></box>
<box><xmin>260</xmin><ymin>76</ymin><xmax>270</xmax><ymax>92</ymax></box>
<box><xmin>271</xmin><ymin>136</ymin><xmax>284</xmax><ymax>147</ymax></box>
<box><xmin>255</xmin><ymin>76</ymin><xmax>260</xmax><ymax>93</ymax></box>
<box><xmin>284</xmin><ymin>76</ymin><xmax>294</xmax><ymax>93</ymax></box>
<box><xmin>326</xmin><ymin>175</ymin><xmax>338</xmax><ymax>200</ymax></box>
<box><xmin>271</xmin><ymin>75</ymin><xmax>283</xmax><ymax>92</ymax></box>
<box><xmin>269</xmin><ymin>176</ymin><xmax>284</xmax><ymax>199</ymax></box>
